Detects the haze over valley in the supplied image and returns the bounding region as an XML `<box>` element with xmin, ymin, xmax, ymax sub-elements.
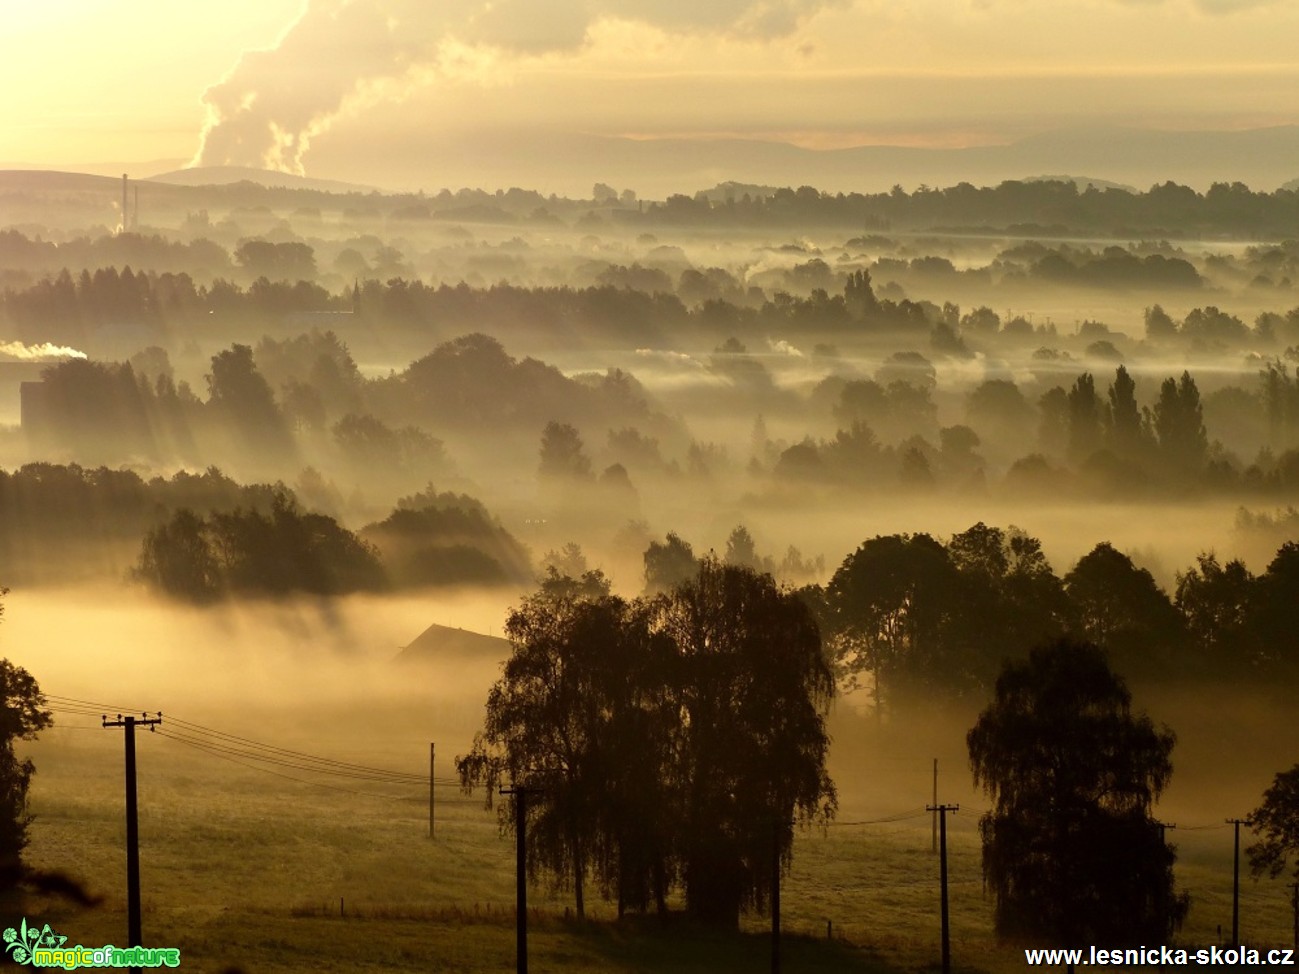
<box><xmin>4</xmin><ymin>1</ymin><xmax>1299</xmax><ymax>970</ymax></box>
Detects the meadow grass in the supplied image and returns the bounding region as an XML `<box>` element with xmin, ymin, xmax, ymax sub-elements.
<box><xmin>13</xmin><ymin>650</ymin><xmax>1299</xmax><ymax>973</ymax></box>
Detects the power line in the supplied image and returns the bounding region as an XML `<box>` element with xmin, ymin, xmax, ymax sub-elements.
<box><xmin>47</xmin><ymin>694</ymin><xmax>437</xmax><ymax>784</ymax></box>
<box><xmin>153</xmin><ymin>730</ymin><xmax>422</xmax><ymax>801</ymax></box>
<box><xmin>825</xmin><ymin>808</ymin><xmax>930</xmax><ymax>827</ymax></box>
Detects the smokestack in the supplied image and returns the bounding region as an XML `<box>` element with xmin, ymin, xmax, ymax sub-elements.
<box><xmin>134</xmin><ymin>185</ymin><xmax>139</xmax><ymax>230</ymax></box>
<box><xmin>121</xmin><ymin>174</ymin><xmax>128</xmax><ymax>233</ymax></box>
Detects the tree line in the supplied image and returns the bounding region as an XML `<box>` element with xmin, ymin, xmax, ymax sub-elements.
<box><xmin>807</xmin><ymin>521</ymin><xmax>1299</xmax><ymax>710</ymax></box>
<box><xmin>637</xmin><ymin>179</ymin><xmax>1299</xmax><ymax>237</ymax></box>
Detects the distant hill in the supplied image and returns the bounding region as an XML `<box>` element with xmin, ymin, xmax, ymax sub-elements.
<box><xmin>394</xmin><ymin>622</ymin><xmax>510</xmax><ymax>666</ymax></box>
<box><xmin>0</xmin><ymin>159</ymin><xmax>186</xmax><ymax>179</ymax></box>
<box><xmin>148</xmin><ymin>165</ymin><xmax>375</xmax><ymax>194</ymax></box>
<box><xmin>312</xmin><ymin>124</ymin><xmax>1299</xmax><ymax>198</ymax></box>
<box><xmin>695</xmin><ymin>181</ymin><xmax>784</xmax><ymax>202</ymax></box>
<box><xmin>0</xmin><ymin>170</ymin><xmax>133</xmax><ymax>192</ymax></box>
<box><xmin>1023</xmin><ymin>175</ymin><xmax>1137</xmax><ymax>193</ymax></box>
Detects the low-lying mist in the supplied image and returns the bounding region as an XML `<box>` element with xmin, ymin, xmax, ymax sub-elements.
<box><xmin>10</xmin><ymin>585</ymin><xmax>515</xmax><ymax>762</ymax></box>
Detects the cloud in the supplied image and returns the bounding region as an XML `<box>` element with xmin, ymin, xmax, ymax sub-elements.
<box><xmin>1191</xmin><ymin>0</ymin><xmax>1281</xmax><ymax>10</ymax></box>
<box><xmin>1109</xmin><ymin>0</ymin><xmax>1283</xmax><ymax>11</ymax></box>
<box><xmin>194</xmin><ymin>0</ymin><xmax>845</xmax><ymax>173</ymax></box>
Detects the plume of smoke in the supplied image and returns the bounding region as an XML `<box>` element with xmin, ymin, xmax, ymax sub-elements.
<box><xmin>0</xmin><ymin>341</ymin><xmax>88</xmax><ymax>361</ymax></box>
<box><xmin>193</xmin><ymin>0</ymin><xmax>844</xmax><ymax>174</ymax></box>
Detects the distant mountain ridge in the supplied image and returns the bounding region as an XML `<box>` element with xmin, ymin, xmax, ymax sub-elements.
<box><xmin>147</xmin><ymin>166</ymin><xmax>377</xmax><ymax>194</ymax></box>
<box><xmin>9</xmin><ymin>126</ymin><xmax>1299</xmax><ymax>197</ymax></box>
<box><xmin>310</xmin><ymin>124</ymin><xmax>1299</xmax><ymax>197</ymax></box>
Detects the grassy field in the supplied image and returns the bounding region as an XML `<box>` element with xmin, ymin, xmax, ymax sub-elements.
<box><xmin>8</xmin><ymin>591</ymin><xmax>1299</xmax><ymax>972</ymax></box>
<box><xmin>16</xmin><ymin>703</ymin><xmax>1299</xmax><ymax>973</ymax></box>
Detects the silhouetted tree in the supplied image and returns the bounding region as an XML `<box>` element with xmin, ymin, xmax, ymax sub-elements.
<box><xmin>457</xmin><ymin>581</ymin><xmax>641</xmax><ymax>919</ymax></box>
<box><xmin>206</xmin><ymin>344</ymin><xmax>295</xmax><ymax>459</ymax></box>
<box><xmin>135</xmin><ymin>509</ymin><xmax>222</xmax><ymax>602</ymax></box>
<box><xmin>460</xmin><ymin>560</ymin><xmax>833</xmax><ymax>926</ymax></box>
<box><xmin>945</xmin><ymin>523</ymin><xmax>1069</xmax><ymax>678</ymax></box>
<box><xmin>843</xmin><ymin>269</ymin><xmax>879</xmax><ymax>319</ymax></box>
<box><xmin>825</xmin><ymin>533</ymin><xmax>959</xmax><ymax>712</ymax></box>
<box><xmin>1063</xmin><ymin>543</ymin><xmax>1183</xmax><ymax>675</ymax></box>
<box><xmin>966</xmin><ymin>379</ymin><xmax>1036</xmax><ymax>446</ymax></box>
<box><xmin>1144</xmin><ymin>304</ymin><xmax>1178</xmax><ymax>341</ymax></box>
<box><xmin>1248</xmin><ymin>542</ymin><xmax>1299</xmax><ymax>677</ymax></box>
<box><xmin>0</xmin><ymin>657</ymin><xmax>53</xmax><ymax>894</ymax></box>
<box><xmin>1247</xmin><ymin>765</ymin><xmax>1299</xmax><ymax>880</ymax></box>
<box><xmin>1151</xmin><ymin>371</ymin><xmax>1207</xmax><ymax>478</ymax></box>
<box><xmin>647</xmin><ymin>559</ymin><xmax>835</xmax><ymax>927</ymax></box>
<box><xmin>1067</xmin><ymin>373</ymin><xmax>1105</xmax><ymax>463</ymax></box>
<box><xmin>541</xmin><ymin>543</ymin><xmax>588</xmax><ymax>580</ymax></box>
<box><xmin>360</xmin><ymin>497</ymin><xmax>532</xmax><ymax>588</ymax></box>
<box><xmin>234</xmin><ymin>240</ymin><xmax>316</xmax><ymax>282</ymax></box>
<box><xmin>538</xmin><ymin>421</ymin><xmax>594</xmax><ymax>482</ymax></box>
<box><xmin>643</xmin><ymin>532</ymin><xmax>698</xmax><ymax>595</ymax></box>
<box><xmin>138</xmin><ymin>494</ymin><xmax>384</xmax><ymax>600</ymax></box>
<box><xmin>1037</xmin><ymin>386</ymin><xmax>1070</xmax><ymax>457</ymax></box>
<box><xmin>1106</xmin><ymin>366</ymin><xmax>1148</xmax><ymax>461</ymax></box>
<box><xmin>1174</xmin><ymin>554</ymin><xmax>1258</xmax><ymax>675</ymax></box>
<box><xmin>723</xmin><ymin>525</ymin><xmax>763</xmax><ymax>571</ymax></box>
<box><xmin>968</xmin><ymin>639</ymin><xmax>1186</xmax><ymax>946</ymax></box>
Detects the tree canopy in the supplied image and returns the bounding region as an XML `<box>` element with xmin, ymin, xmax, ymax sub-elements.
<box><xmin>457</xmin><ymin>558</ymin><xmax>835</xmax><ymax>927</ymax></box>
<box><xmin>0</xmin><ymin>657</ymin><xmax>53</xmax><ymax>885</ymax></box>
<box><xmin>1246</xmin><ymin>765</ymin><xmax>1299</xmax><ymax>881</ymax></box>
<box><xmin>968</xmin><ymin>639</ymin><xmax>1186</xmax><ymax>946</ymax></box>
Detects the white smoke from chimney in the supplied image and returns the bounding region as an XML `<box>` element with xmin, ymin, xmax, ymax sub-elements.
<box><xmin>0</xmin><ymin>341</ymin><xmax>88</xmax><ymax>361</ymax></box>
<box><xmin>192</xmin><ymin>0</ymin><xmax>845</xmax><ymax>173</ymax></box>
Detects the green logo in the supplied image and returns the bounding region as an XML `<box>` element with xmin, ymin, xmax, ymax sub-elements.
<box><xmin>3</xmin><ymin>918</ymin><xmax>180</xmax><ymax>969</ymax></box>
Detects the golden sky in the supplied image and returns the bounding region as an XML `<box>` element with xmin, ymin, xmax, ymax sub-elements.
<box><xmin>4</xmin><ymin>0</ymin><xmax>1299</xmax><ymax>178</ymax></box>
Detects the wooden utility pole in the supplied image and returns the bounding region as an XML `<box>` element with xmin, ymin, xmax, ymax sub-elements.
<box><xmin>932</xmin><ymin>759</ymin><xmax>938</xmax><ymax>854</ymax></box>
<box><xmin>501</xmin><ymin>786</ymin><xmax>539</xmax><ymax>974</ymax></box>
<box><xmin>103</xmin><ymin>712</ymin><xmax>162</xmax><ymax>973</ymax></box>
<box><xmin>1289</xmin><ymin>881</ymin><xmax>1298</xmax><ymax>951</ymax></box>
<box><xmin>428</xmin><ymin>743</ymin><xmax>435</xmax><ymax>839</ymax></box>
<box><xmin>771</xmin><ymin>819</ymin><xmax>781</xmax><ymax>974</ymax></box>
<box><xmin>1227</xmin><ymin>818</ymin><xmax>1246</xmax><ymax>947</ymax></box>
<box><xmin>927</xmin><ymin>803</ymin><xmax>959</xmax><ymax>974</ymax></box>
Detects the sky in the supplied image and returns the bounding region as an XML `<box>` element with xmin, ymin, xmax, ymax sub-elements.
<box><xmin>4</xmin><ymin>0</ymin><xmax>1299</xmax><ymax>187</ymax></box>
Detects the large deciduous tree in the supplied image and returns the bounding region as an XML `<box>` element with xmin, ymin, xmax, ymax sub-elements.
<box><xmin>456</xmin><ymin>572</ymin><xmax>644</xmax><ymax>919</ymax></box>
<box><xmin>968</xmin><ymin>639</ymin><xmax>1186</xmax><ymax>946</ymax></box>
<box><xmin>649</xmin><ymin>559</ymin><xmax>836</xmax><ymax>927</ymax></box>
<box><xmin>825</xmin><ymin>533</ymin><xmax>958</xmax><ymax>714</ymax></box>
<box><xmin>0</xmin><ymin>655</ymin><xmax>53</xmax><ymax>889</ymax></box>
<box><xmin>457</xmin><ymin>558</ymin><xmax>836</xmax><ymax>927</ymax></box>
<box><xmin>1063</xmin><ymin>543</ymin><xmax>1184</xmax><ymax>676</ymax></box>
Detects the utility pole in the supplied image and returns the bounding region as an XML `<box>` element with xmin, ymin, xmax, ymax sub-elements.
<box><xmin>428</xmin><ymin>743</ymin><xmax>435</xmax><ymax>839</ymax></box>
<box><xmin>1289</xmin><ymin>881</ymin><xmax>1298</xmax><ymax>951</ymax></box>
<box><xmin>1227</xmin><ymin>818</ymin><xmax>1246</xmax><ymax>947</ymax></box>
<box><xmin>103</xmin><ymin>712</ymin><xmax>161</xmax><ymax>971</ymax></box>
<box><xmin>500</xmin><ymin>786</ymin><xmax>539</xmax><ymax>974</ymax></box>
<box><xmin>932</xmin><ymin>759</ymin><xmax>938</xmax><ymax>854</ymax></box>
<box><xmin>1154</xmin><ymin>820</ymin><xmax>1177</xmax><ymax>844</ymax></box>
<box><xmin>927</xmin><ymin>803</ymin><xmax>959</xmax><ymax>974</ymax></box>
<box><xmin>771</xmin><ymin>817</ymin><xmax>789</xmax><ymax>974</ymax></box>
